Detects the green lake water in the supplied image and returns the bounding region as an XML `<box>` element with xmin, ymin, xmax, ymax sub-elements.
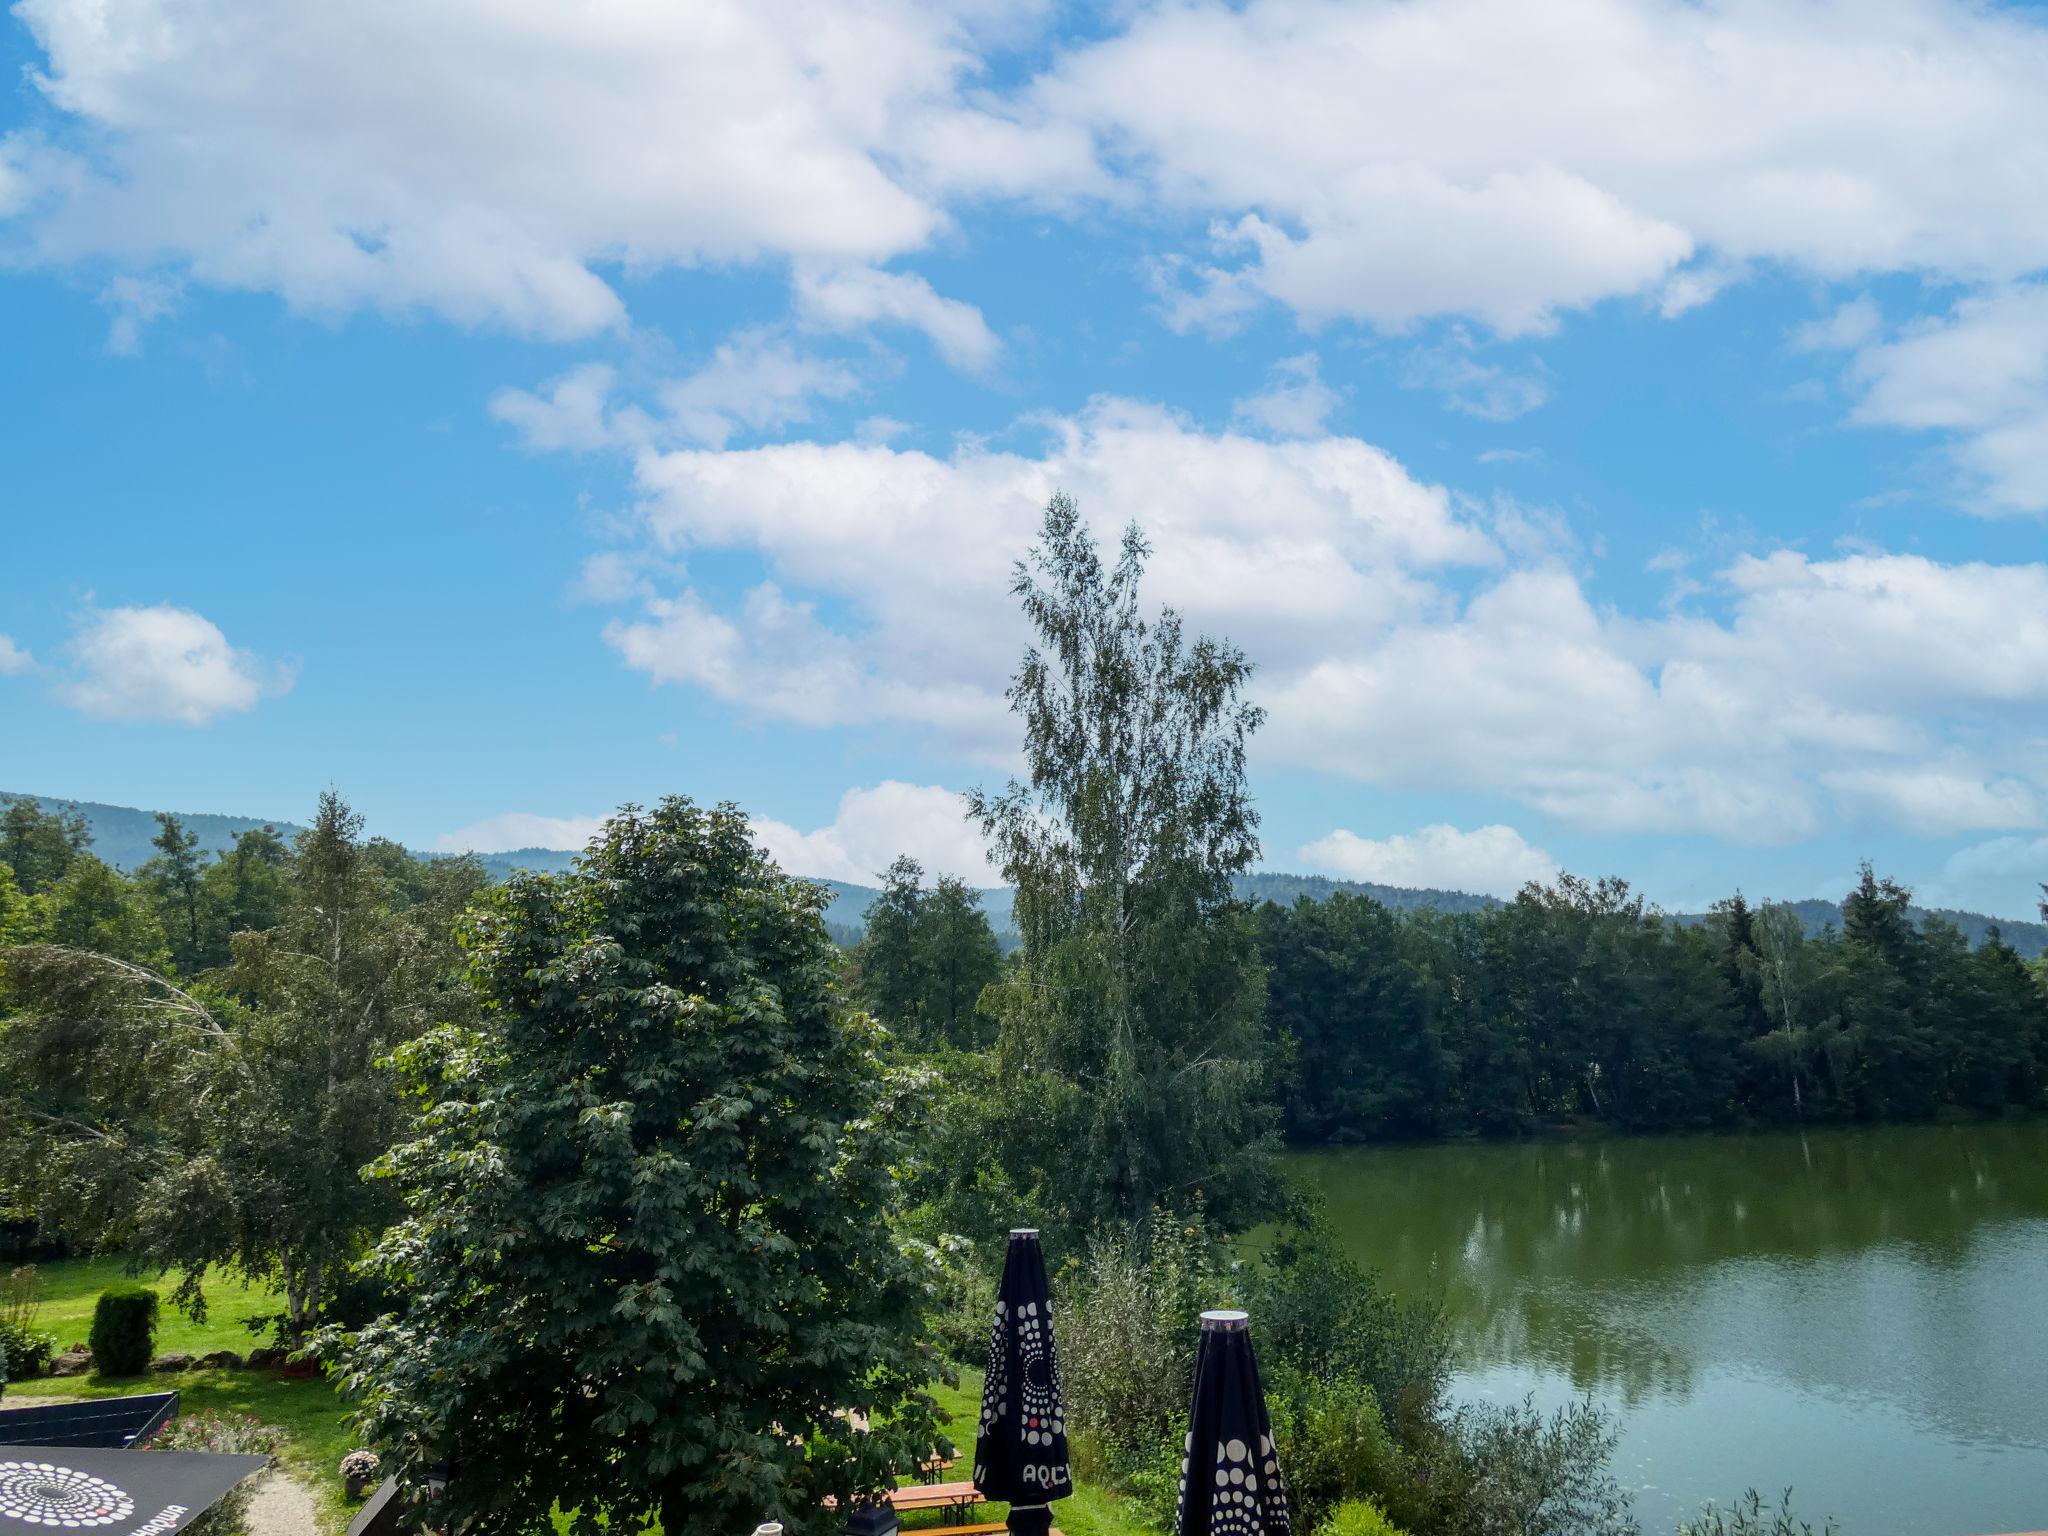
<box><xmin>1289</xmin><ymin>1122</ymin><xmax>2048</xmax><ymax>1536</ymax></box>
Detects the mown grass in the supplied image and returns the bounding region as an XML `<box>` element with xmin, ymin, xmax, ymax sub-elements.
<box><xmin>28</xmin><ymin>1256</ymin><xmax>286</xmax><ymax>1356</ymax></box>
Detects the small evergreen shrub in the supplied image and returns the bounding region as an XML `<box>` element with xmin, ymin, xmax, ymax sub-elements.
<box><xmin>89</xmin><ymin>1284</ymin><xmax>159</xmax><ymax>1377</ymax></box>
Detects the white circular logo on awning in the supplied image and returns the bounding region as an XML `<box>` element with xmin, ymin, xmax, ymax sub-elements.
<box><xmin>0</xmin><ymin>1463</ymin><xmax>137</xmax><ymax>1528</ymax></box>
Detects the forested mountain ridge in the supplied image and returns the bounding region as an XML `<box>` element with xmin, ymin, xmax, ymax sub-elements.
<box><xmin>5</xmin><ymin>792</ymin><xmax>311</xmax><ymax>870</ymax></box>
<box><xmin>13</xmin><ymin>790</ymin><xmax>2044</xmax><ymax>957</ymax></box>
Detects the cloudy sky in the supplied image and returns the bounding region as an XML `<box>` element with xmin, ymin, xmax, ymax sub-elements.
<box><xmin>3</xmin><ymin>0</ymin><xmax>2047</xmax><ymax>917</ymax></box>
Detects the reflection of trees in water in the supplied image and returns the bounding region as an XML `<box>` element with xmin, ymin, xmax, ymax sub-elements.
<box><xmin>1453</xmin><ymin>1278</ymin><xmax>1700</xmax><ymax>1404</ymax></box>
<box><xmin>1297</xmin><ymin>1122</ymin><xmax>2048</xmax><ymax>1405</ymax></box>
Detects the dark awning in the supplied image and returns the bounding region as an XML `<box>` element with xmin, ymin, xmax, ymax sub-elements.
<box><xmin>0</xmin><ymin>1446</ymin><xmax>268</xmax><ymax>1536</ymax></box>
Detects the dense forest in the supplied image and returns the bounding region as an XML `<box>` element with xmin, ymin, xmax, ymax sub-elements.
<box><xmin>1256</xmin><ymin>874</ymin><xmax>2048</xmax><ymax>1140</ymax></box>
<box><xmin>8</xmin><ymin>783</ymin><xmax>2046</xmax><ymax>1162</ymax></box>
<box><xmin>851</xmin><ymin>859</ymin><xmax>2048</xmax><ymax>1143</ymax></box>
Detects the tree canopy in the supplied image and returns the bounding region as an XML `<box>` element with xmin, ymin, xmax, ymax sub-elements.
<box><xmin>324</xmin><ymin>798</ymin><xmax>942</xmax><ymax>1536</ymax></box>
<box><xmin>967</xmin><ymin>492</ymin><xmax>1279</xmax><ymax>1237</ymax></box>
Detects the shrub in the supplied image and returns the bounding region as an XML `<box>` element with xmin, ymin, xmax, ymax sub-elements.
<box><xmin>1438</xmin><ymin>1396</ymin><xmax>1636</xmax><ymax>1536</ymax></box>
<box><xmin>2</xmin><ymin>1266</ymin><xmax>41</xmax><ymax>1330</ymax></box>
<box><xmin>341</xmin><ymin>1449</ymin><xmax>382</xmax><ymax>1483</ymax></box>
<box><xmin>89</xmin><ymin>1284</ymin><xmax>159</xmax><ymax>1377</ymax></box>
<box><xmin>1242</xmin><ymin>1217</ymin><xmax>1454</xmax><ymax>1437</ymax></box>
<box><xmin>147</xmin><ymin>1412</ymin><xmax>286</xmax><ymax>1536</ymax></box>
<box><xmin>1322</xmin><ymin>1498</ymin><xmax>1409</xmax><ymax>1536</ymax></box>
<box><xmin>1679</xmin><ymin>1489</ymin><xmax>1837</xmax><ymax>1536</ymax></box>
<box><xmin>0</xmin><ymin>1267</ymin><xmax>52</xmax><ymax>1379</ymax></box>
<box><xmin>1268</xmin><ymin>1372</ymin><xmax>1424</xmax><ymax>1536</ymax></box>
<box><xmin>1106</xmin><ymin>1428</ymin><xmax>1187</xmax><ymax>1532</ymax></box>
<box><xmin>1061</xmin><ymin>1217</ymin><xmax>1231</xmax><ymax>1459</ymax></box>
<box><xmin>0</xmin><ymin>1320</ymin><xmax>53</xmax><ymax>1380</ymax></box>
<box><xmin>914</xmin><ymin>1231</ymin><xmax>999</xmax><ymax>1371</ymax></box>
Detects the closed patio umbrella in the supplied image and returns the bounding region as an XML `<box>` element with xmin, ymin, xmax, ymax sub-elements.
<box><xmin>0</xmin><ymin>1446</ymin><xmax>268</xmax><ymax>1536</ymax></box>
<box><xmin>973</xmin><ymin>1228</ymin><xmax>1073</xmax><ymax>1536</ymax></box>
<box><xmin>1173</xmin><ymin>1310</ymin><xmax>1291</xmax><ymax>1536</ymax></box>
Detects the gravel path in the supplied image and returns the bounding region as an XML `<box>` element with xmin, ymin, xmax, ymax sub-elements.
<box><xmin>244</xmin><ymin>1468</ymin><xmax>321</xmax><ymax>1536</ymax></box>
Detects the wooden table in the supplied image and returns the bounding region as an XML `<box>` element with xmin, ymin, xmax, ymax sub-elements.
<box><xmin>883</xmin><ymin>1479</ymin><xmax>984</xmax><ymax>1522</ymax></box>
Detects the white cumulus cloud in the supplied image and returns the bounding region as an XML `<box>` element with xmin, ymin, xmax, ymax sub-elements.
<box><xmin>14</xmin><ymin>0</ymin><xmax>2048</xmax><ymax>357</ymax></box>
<box><xmin>6</xmin><ymin>0</ymin><xmax>1036</xmax><ymax>337</ymax></box>
<box><xmin>1039</xmin><ymin>0</ymin><xmax>2048</xmax><ymax>334</ymax></box>
<box><xmin>1920</xmin><ymin>835</ymin><xmax>2048</xmax><ymax>923</ymax></box>
<box><xmin>493</xmin><ymin>334</ymin><xmax>864</xmax><ymax>454</ymax></box>
<box><xmin>794</xmin><ymin>265</ymin><xmax>1000</xmax><ymax>373</ymax></box>
<box><xmin>556</xmin><ymin>400</ymin><xmax>2048</xmax><ymax>844</ymax></box>
<box><xmin>1843</xmin><ymin>283</ymin><xmax>2048</xmax><ymax>513</ymax></box>
<box><xmin>752</xmin><ymin>782</ymin><xmax>993</xmax><ymax>885</ymax></box>
<box><xmin>1300</xmin><ymin>823</ymin><xmax>1559</xmax><ymax>898</ymax></box>
<box><xmin>0</xmin><ymin>635</ymin><xmax>33</xmax><ymax>676</ymax></box>
<box><xmin>1232</xmin><ymin>353</ymin><xmax>1341</xmax><ymax>437</ymax></box>
<box><xmin>58</xmin><ymin>605</ymin><xmax>287</xmax><ymax>725</ymax></box>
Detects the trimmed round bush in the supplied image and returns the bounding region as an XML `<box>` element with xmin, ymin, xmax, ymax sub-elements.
<box><xmin>89</xmin><ymin>1285</ymin><xmax>159</xmax><ymax>1377</ymax></box>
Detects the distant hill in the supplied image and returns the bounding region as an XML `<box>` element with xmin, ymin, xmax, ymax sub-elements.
<box><xmin>10</xmin><ymin>790</ymin><xmax>2043</xmax><ymax>958</ymax></box>
<box><xmin>5</xmin><ymin>792</ymin><xmax>309</xmax><ymax>868</ymax></box>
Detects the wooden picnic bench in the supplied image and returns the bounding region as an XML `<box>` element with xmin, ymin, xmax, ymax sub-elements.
<box><xmin>882</xmin><ymin>1479</ymin><xmax>985</xmax><ymax>1521</ymax></box>
<box><xmin>823</xmin><ymin>1478</ymin><xmax>1062</xmax><ymax>1536</ymax></box>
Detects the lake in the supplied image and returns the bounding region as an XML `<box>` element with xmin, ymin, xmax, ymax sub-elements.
<box><xmin>1290</xmin><ymin>1122</ymin><xmax>2048</xmax><ymax>1536</ymax></box>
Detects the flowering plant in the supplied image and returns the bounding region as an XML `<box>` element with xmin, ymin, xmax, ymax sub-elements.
<box><xmin>341</xmin><ymin>1450</ymin><xmax>381</xmax><ymax>1482</ymax></box>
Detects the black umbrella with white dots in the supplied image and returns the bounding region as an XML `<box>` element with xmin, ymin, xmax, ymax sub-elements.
<box><xmin>1173</xmin><ymin>1310</ymin><xmax>1292</xmax><ymax>1536</ymax></box>
<box><xmin>973</xmin><ymin>1228</ymin><xmax>1073</xmax><ymax>1536</ymax></box>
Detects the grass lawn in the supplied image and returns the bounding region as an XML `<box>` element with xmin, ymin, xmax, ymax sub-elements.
<box><xmin>12</xmin><ymin>1260</ymin><xmax>1158</xmax><ymax>1536</ymax></box>
<box><xmin>30</xmin><ymin>1256</ymin><xmax>288</xmax><ymax>1356</ymax></box>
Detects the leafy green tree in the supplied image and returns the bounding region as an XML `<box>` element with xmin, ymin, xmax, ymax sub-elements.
<box><xmin>1259</xmin><ymin>893</ymin><xmax>1453</xmax><ymax>1141</ymax></box>
<box><xmin>851</xmin><ymin>861</ymin><xmax>1003</xmax><ymax>1050</ymax></box>
<box><xmin>0</xmin><ymin>799</ymin><xmax>89</xmax><ymax>896</ymax></box>
<box><xmin>0</xmin><ymin>793</ymin><xmax>469</xmax><ymax>1333</ymax></box>
<box><xmin>854</xmin><ymin>855</ymin><xmax>927</xmax><ymax>1032</ymax></box>
<box><xmin>969</xmin><ymin>493</ymin><xmax>1278</xmax><ymax>1236</ymax></box>
<box><xmin>1928</xmin><ymin>924</ymin><xmax>2039</xmax><ymax>1110</ymax></box>
<box><xmin>912</xmin><ymin>875</ymin><xmax>1003</xmax><ymax>1049</ymax></box>
<box><xmin>140</xmin><ymin>813</ymin><xmax>215</xmax><ymax>974</ymax></box>
<box><xmin>1836</xmin><ymin>866</ymin><xmax>1937</xmax><ymax>1117</ymax></box>
<box><xmin>324</xmin><ymin>798</ymin><xmax>941</xmax><ymax>1536</ymax></box>
<box><xmin>1746</xmin><ymin>903</ymin><xmax>1831</xmax><ymax>1119</ymax></box>
<box><xmin>200</xmin><ymin>825</ymin><xmax>292</xmax><ymax>939</ymax></box>
<box><xmin>0</xmin><ymin>864</ymin><xmax>38</xmax><ymax>946</ymax></box>
<box><xmin>44</xmin><ymin>856</ymin><xmax>169</xmax><ymax>967</ymax></box>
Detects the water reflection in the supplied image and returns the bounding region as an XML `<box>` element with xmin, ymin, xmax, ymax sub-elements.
<box><xmin>1292</xmin><ymin>1122</ymin><xmax>2048</xmax><ymax>1536</ymax></box>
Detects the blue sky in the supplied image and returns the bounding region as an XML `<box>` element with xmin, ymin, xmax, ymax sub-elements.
<box><xmin>3</xmin><ymin>0</ymin><xmax>2047</xmax><ymax>918</ymax></box>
